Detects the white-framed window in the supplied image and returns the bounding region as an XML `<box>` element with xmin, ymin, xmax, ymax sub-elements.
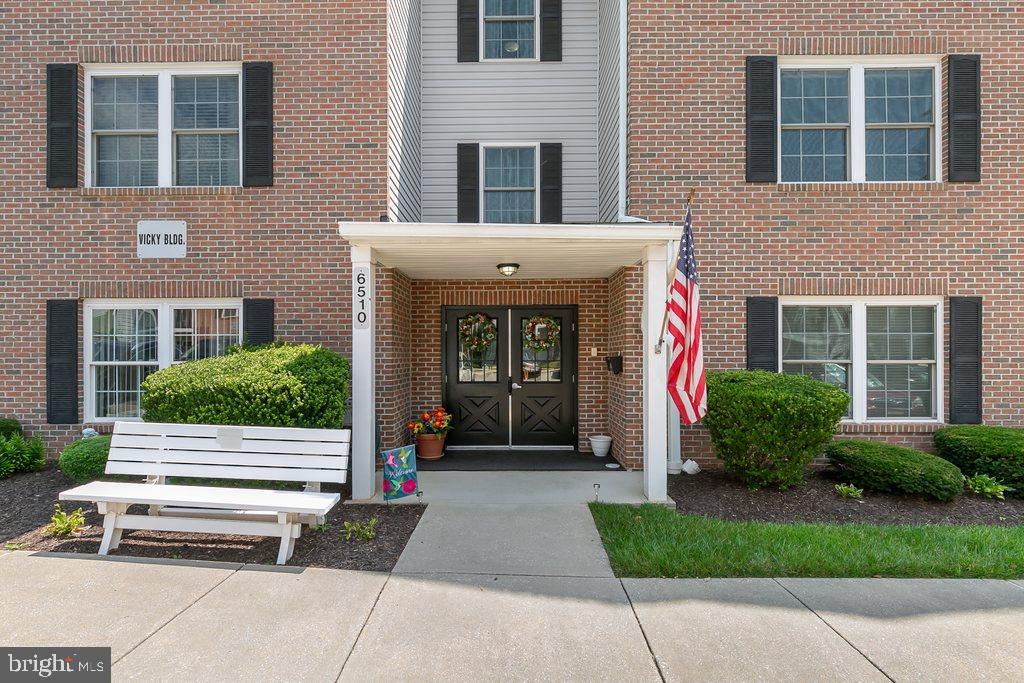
<box><xmin>779</xmin><ymin>297</ymin><xmax>943</xmax><ymax>423</ymax></box>
<box><xmin>778</xmin><ymin>56</ymin><xmax>941</xmax><ymax>183</ymax></box>
<box><xmin>481</xmin><ymin>0</ymin><xmax>538</xmax><ymax>60</ymax></box>
<box><xmin>480</xmin><ymin>144</ymin><xmax>538</xmax><ymax>223</ymax></box>
<box><xmin>84</xmin><ymin>63</ymin><xmax>242</xmax><ymax>188</ymax></box>
<box><xmin>84</xmin><ymin>299</ymin><xmax>242</xmax><ymax>421</ymax></box>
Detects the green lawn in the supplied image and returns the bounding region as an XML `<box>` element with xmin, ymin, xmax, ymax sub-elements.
<box><xmin>589</xmin><ymin>503</ymin><xmax>1024</xmax><ymax>579</ymax></box>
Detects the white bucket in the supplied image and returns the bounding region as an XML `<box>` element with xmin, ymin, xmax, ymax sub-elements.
<box><xmin>589</xmin><ymin>435</ymin><xmax>612</xmax><ymax>458</ymax></box>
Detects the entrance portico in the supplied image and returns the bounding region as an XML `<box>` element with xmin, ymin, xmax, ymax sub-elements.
<box><xmin>339</xmin><ymin>221</ymin><xmax>681</xmax><ymax>503</ymax></box>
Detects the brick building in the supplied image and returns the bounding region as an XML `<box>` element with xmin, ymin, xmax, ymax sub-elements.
<box><xmin>2</xmin><ymin>1</ymin><xmax>1012</xmax><ymax>502</ymax></box>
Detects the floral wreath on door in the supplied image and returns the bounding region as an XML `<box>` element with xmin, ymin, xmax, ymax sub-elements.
<box><xmin>523</xmin><ymin>315</ymin><xmax>561</xmax><ymax>353</ymax></box>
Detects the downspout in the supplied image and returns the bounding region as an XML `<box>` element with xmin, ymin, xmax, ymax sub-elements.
<box><xmin>616</xmin><ymin>0</ymin><xmax>649</xmax><ymax>223</ymax></box>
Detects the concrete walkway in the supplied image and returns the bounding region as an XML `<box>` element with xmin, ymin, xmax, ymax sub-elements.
<box><xmin>4</xmin><ymin>508</ymin><xmax>1024</xmax><ymax>681</ymax></box>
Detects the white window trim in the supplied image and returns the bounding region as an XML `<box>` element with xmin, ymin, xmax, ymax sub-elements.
<box><xmin>478</xmin><ymin>142</ymin><xmax>541</xmax><ymax>223</ymax></box>
<box><xmin>83</xmin><ymin>298</ymin><xmax>243</xmax><ymax>422</ymax></box>
<box><xmin>83</xmin><ymin>62</ymin><xmax>243</xmax><ymax>188</ymax></box>
<box><xmin>778</xmin><ymin>296</ymin><xmax>944</xmax><ymax>424</ymax></box>
<box><xmin>777</xmin><ymin>55</ymin><xmax>943</xmax><ymax>184</ymax></box>
<box><xmin>479</xmin><ymin>0</ymin><xmax>541</xmax><ymax>62</ymax></box>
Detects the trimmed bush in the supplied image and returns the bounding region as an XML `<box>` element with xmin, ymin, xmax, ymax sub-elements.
<box><xmin>826</xmin><ymin>440</ymin><xmax>964</xmax><ymax>502</ymax></box>
<box><xmin>0</xmin><ymin>418</ymin><xmax>22</xmax><ymax>439</ymax></box>
<box><xmin>0</xmin><ymin>434</ymin><xmax>46</xmax><ymax>474</ymax></box>
<box><xmin>59</xmin><ymin>435</ymin><xmax>112</xmax><ymax>483</ymax></box>
<box><xmin>704</xmin><ymin>370</ymin><xmax>850</xmax><ymax>489</ymax></box>
<box><xmin>934</xmin><ymin>425</ymin><xmax>1024</xmax><ymax>498</ymax></box>
<box><xmin>140</xmin><ymin>343</ymin><xmax>350</xmax><ymax>428</ymax></box>
<box><xmin>0</xmin><ymin>452</ymin><xmax>11</xmax><ymax>479</ymax></box>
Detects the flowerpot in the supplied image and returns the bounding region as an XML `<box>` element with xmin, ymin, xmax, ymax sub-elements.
<box><xmin>416</xmin><ymin>433</ymin><xmax>446</xmax><ymax>460</ymax></box>
<box><xmin>589</xmin><ymin>435</ymin><xmax>612</xmax><ymax>458</ymax></box>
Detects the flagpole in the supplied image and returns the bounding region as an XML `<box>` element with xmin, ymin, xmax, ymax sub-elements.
<box><xmin>655</xmin><ymin>188</ymin><xmax>696</xmax><ymax>355</ymax></box>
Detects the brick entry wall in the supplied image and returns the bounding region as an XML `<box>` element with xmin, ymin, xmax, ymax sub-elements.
<box><xmin>386</xmin><ymin>277</ymin><xmax>643</xmax><ymax>468</ymax></box>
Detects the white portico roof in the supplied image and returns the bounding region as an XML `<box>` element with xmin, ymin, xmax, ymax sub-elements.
<box><xmin>338</xmin><ymin>222</ymin><xmax>681</xmax><ymax>279</ymax></box>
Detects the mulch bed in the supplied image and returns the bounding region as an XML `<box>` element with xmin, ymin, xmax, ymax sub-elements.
<box><xmin>670</xmin><ymin>467</ymin><xmax>1024</xmax><ymax>526</ymax></box>
<box><xmin>1</xmin><ymin>466</ymin><xmax>424</xmax><ymax>571</ymax></box>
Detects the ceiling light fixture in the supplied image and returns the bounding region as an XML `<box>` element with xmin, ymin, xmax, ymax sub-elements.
<box><xmin>497</xmin><ymin>263</ymin><xmax>520</xmax><ymax>277</ymax></box>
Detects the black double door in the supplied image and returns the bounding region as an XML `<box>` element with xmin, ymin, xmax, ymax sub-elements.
<box><xmin>443</xmin><ymin>306</ymin><xmax>577</xmax><ymax>447</ymax></box>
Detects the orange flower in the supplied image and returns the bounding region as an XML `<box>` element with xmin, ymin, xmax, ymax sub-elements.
<box><xmin>421</xmin><ymin>412</ymin><xmax>431</xmax><ymax>420</ymax></box>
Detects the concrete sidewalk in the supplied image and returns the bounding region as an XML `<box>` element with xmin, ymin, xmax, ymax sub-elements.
<box><xmin>4</xmin><ymin>523</ymin><xmax>1024</xmax><ymax>681</ymax></box>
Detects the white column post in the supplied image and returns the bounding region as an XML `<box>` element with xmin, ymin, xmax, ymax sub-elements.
<box><xmin>350</xmin><ymin>246</ymin><xmax>377</xmax><ymax>501</ymax></box>
<box><xmin>642</xmin><ymin>244</ymin><xmax>669</xmax><ymax>502</ymax></box>
<box><xmin>665</xmin><ymin>239</ymin><xmax>683</xmax><ymax>475</ymax></box>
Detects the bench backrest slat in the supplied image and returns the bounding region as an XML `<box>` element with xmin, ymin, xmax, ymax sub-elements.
<box><xmin>108</xmin><ymin>422</ymin><xmax>350</xmax><ymax>484</ymax></box>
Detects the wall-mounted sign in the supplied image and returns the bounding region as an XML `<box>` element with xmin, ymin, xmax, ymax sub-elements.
<box><xmin>137</xmin><ymin>220</ymin><xmax>187</xmax><ymax>259</ymax></box>
<box><xmin>352</xmin><ymin>265</ymin><xmax>372</xmax><ymax>330</ymax></box>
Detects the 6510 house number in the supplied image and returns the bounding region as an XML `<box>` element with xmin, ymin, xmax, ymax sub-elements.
<box><xmin>352</xmin><ymin>266</ymin><xmax>371</xmax><ymax>330</ymax></box>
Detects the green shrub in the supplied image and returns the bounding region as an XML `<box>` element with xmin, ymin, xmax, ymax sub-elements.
<box><xmin>0</xmin><ymin>418</ymin><xmax>22</xmax><ymax>439</ymax></box>
<box><xmin>825</xmin><ymin>440</ymin><xmax>964</xmax><ymax>502</ymax></box>
<box><xmin>0</xmin><ymin>434</ymin><xmax>46</xmax><ymax>473</ymax></box>
<box><xmin>59</xmin><ymin>435</ymin><xmax>112</xmax><ymax>483</ymax></box>
<box><xmin>703</xmin><ymin>370</ymin><xmax>850</xmax><ymax>489</ymax></box>
<box><xmin>933</xmin><ymin>425</ymin><xmax>1024</xmax><ymax>498</ymax></box>
<box><xmin>140</xmin><ymin>343</ymin><xmax>350</xmax><ymax>428</ymax></box>
<box><xmin>0</xmin><ymin>453</ymin><xmax>12</xmax><ymax>479</ymax></box>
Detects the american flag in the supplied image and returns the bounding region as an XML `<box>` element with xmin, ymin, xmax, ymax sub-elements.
<box><xmin>666</xmin><ymin>206</ymin><xmax>707</xmax><ymax>424</ymax></box>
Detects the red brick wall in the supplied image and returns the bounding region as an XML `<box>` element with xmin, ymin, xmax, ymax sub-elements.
<box><xmin>629</xmin><ymin>3</ymin><xmax>1024</xmax><ymax>463</ymax></box>
<box><xmin>376</xmin><ymin>268</ymin><xmax>413</xmax><ymax>451</ymax></box>
<box><xmin>607</xmin><ymin>267</ymin><xmax>644</xmax><ymax>468</ymax></box>
<box><xmin>0</xmin><ymin>3</ymin><xmax>388</xmax><ymax>455</ymax></box>
<box><xmin>405</xmin><ymin>279</ymin><xmax>622</xmax><ymax>457</ymax></box>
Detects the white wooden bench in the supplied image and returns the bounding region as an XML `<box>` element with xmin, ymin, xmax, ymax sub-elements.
<box><xmin>60</xmin><ymin>421</ymin><xmax>350</xmax><ymax>564</ymax></box>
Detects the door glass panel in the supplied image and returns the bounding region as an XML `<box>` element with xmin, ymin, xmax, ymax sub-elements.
<box><xmin>458</xmin><ymin>314</ymin><xmax>498</xmax><ymax>382</ymax></box>
<box><xmin>521</xmin><ymin>316</ymin><xmax>561</xmax><ymax>382</ymax></box>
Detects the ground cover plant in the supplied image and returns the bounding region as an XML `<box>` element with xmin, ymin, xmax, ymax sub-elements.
<box><xmin>590</xmin><ymin>503</ymin><xmax>1024</xmax><ymax>578</ymax></box>
<box><xmin>703</xmin><ymin>370</ymin><xmax>849</xmax><ymax>489</ymax></box>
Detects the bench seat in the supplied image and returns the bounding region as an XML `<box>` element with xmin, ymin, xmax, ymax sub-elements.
<box><xmin>61</xmin><ymin>482</ymin><xmax>340</xmax><ymax>516</ymax></box>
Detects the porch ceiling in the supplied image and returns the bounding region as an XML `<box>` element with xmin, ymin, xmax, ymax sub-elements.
<box><xmin>338</xmin><ymin>222</ymin><xmax>680</xmax><ymax>279</ymax></box>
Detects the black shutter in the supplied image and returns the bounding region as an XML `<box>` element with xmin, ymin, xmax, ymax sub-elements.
<box><xmin>539</xmin><ymin>143</ymin><xmax>562</xmax><ymax>223</ymax></box>
<box><xmin>46</xmin><ymin>64</ymin><xmax>78</xmax><ymax>188</ymax></box>
<box><xmin>949</xmin><ymin>296</ymin><xmax>982</xmax><ymax>423</ymax></box>
<box><xmin>745</xmin><ymin>56</ymin><xmax>778</xmax><ymax>182</ymax></box>
<box><xmin>539</xmin><ymin>0</ymin><xmax>562</xmax><ymax>62</ymax></box>
<box><xmin>457</xmin><ymin>0</ymin><xmax>479</xmax><ymax>62</ymax></box>
<box><xmin>948</xmin><ymin>54</ymin><xmax>981</xmax><ymax>183</ymax></box>
<box><xmin>746</xmin><ymin>296</ymin><xmax>778</xmax><ymax>371</ymax></box>
<box><xmin>242</xmin><ymin>62</ymin><xmax>273</xmax><ymax>187</ymax></box>
<box><xmin>243</xmin><ymin>299</ymin><xmax>275</xmax><ymax>345</ymax></box>
<box><xmin>457</xmin><ymin>143</ymin><xmax>480</xmax><ymax>223</ymax></box>
<box><xmin>46</xmin><ymin>300</ymin><xmax>78</xmax><ymax>424</ymax></box>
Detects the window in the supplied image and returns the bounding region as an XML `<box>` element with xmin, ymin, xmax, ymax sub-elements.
<box><xmin>84</xmin><ymin>300</ymin><xmax>242</xmax><ymax>421</ymax></box>
<box><xmin>86</xmin><ymin>66</ymin><xmax>241</xmax><ymax>188</ymax></box>
<box><xmin>482</xmin><ymin>0</ymin><xmax>537</xmax><ymax>60</ymax></box>
<box><xmin>778</xmin><ymin>58</ymin><xmax>940</xmax><ymax>183</ymax></box>
<box><xmin>482</xmin><ymin>145</ymin><xmax>537</xmax><ymax>223</ymax></box>
<box><xmin>780</xmin><ymin>298</ymin><xmax>942</xmax><ymax>422</ymax></box>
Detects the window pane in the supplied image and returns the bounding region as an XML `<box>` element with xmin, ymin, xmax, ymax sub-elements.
<box><xmin>458</xmin><ymin>315</ymin><xmax>499</xmax><ymax>382</ymax></box>
<box><xmin>485</xmin><ymin>0</ymin><xmax>534</xmax><ymax>15</ymax></box>
<box><xmin>94</xmin><ymin>364</ymin><xmax>158</xmax><ymax>419</ymax></box>
<box><xmin>780</xmin><ymin>69</ymin><xmax>849</xmax><ymax>125</ymax></box>
<box><xmin>522</xmin><ymin>317</ymin><xmax>562</xmax><ymax>382</ymax></box>
<box><xmin>866</xmin><ymin>364</ymin><xmax>934</xmax><ymax>419</ymax></box>
<box><xmin>91</xmin><ymin>308</ymin><xmax>158</xmax><ymax>363</ymax></box>
<box><xmin>781</xmin><ymin>306</ymin><xmax>851</xmax><ymax>361</ymax></box>
<box><xmin>173</xmin><ymin>307</ymin><xmax>240</xmax><ymax>362</ymax></box>
<box><xmin>864</xmin><ymin>68</ymin><xmax>933</xmax><ymax>124</ymax></box>
<box><xmin>94</xmin><ymin>135</ymin><xmax>158</xmax><ymax>187</ymax></box>
<box><xmin>865</xmin><ymin>128</ymin><xmax>931</xmax><ymax>182</ymax></box>
<box><xmin>865</xmin><ymin>306</ymin><xmax>936</xmax><ymax>361</ymax></box>
<box><xmin>784</xmin><ymin>362</ymin><xmax>852</xmax><ymax>417</ymax></box>
<box><xmin>93</xmin><ymin>77</ymin><xmax>158</xmax><ymax>131</ymax></box>
<box><xmin>484</xmin><ymin>19</ymin><xmax>535</xmax><ymax>59</ymax></box>
<box><xmin>484</xmin><ymin>190</ymin><xmax>535</xmax><ymax>223</ymax></box>
<box><xmin>175</xmin><ymin>133</ymin><xmax>240</xmax><ymax>186</ymax></box>
<box><xmin>174</xmin><ymin>75</ymin><xmax>240</xmax><ymax>130</ymax></box>
<box><xmin>483</xmin><ymin>147</ymin><xmax>536</xmax><ymax>223</ymax></box>
<box><xmin>781</xmin><ymin>127</ymin><xmax>847</xmax><ymax>183</ymax></box>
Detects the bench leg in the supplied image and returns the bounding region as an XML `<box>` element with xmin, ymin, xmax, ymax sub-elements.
<box><xmin>276</xmin><ymin>513</ymin><xmax>300</xmax><ymax>565</ymax></box>
<box><xmin>97</xmin><ymin>503</ymin><xmax>126</xmax><ymax>555</ymax></box>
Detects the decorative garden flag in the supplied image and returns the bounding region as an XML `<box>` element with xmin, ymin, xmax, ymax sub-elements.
<box><xmin>381</xmin><ymin>445</ymin><xmax>418</xmax><ymax>501</ymax></box>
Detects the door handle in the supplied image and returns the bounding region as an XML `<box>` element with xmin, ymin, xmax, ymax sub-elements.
<box><xmin>511</xmin><ymin>382</ymin><xmax>523</xmax><ymax>390</ymax></box>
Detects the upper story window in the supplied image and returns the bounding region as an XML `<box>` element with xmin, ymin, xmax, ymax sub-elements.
<box><xmin>780</xmin><ymin>297</ymin><xmax>942</xmax><ymax>423</ymax></box>
<box><xmin>86</xmin><ymin>65</ymin><xmax>241</xmax><ymax>188</ymax></box>
<box><xmin>778</xmin><ymin>58</ymin><xmax>940</xmax><ymax>184</ymax></box>
<box><xmin>482</xmin><ymin>0</ymin><xmax>537</xmax><ymax>60</ymax></box>
<box><xmin>482</xmin><ymin>145</ymin><xmax>537</xmax><ymax>223</ymax></box>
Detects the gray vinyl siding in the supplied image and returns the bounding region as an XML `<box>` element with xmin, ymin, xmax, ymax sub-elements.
<box><xmin>596</xmin><ymin>0</ymin><xmax>620</xmax><ymax>222</ymax></box>
<box><xmin>420</xmin><ymin>0</ymin><xmax>599</xmax><ymax>223</ymax></box>
<box><xmin>388</xmin><ymin>0</ymin><xmax>422</xmax><ymax>222</ymax></box>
